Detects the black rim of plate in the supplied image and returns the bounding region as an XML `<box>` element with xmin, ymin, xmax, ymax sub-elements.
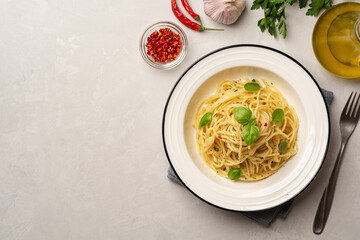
<box><xmin>161</xmin><ymin>44</ymin><xmax>331</xmax><ymax>212</ymax></box>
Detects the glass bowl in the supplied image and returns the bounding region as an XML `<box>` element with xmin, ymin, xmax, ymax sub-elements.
<box><xmin>139</xmin><ymin>21</ymin><xmax>188</xmax><ymax>70</ymax></box>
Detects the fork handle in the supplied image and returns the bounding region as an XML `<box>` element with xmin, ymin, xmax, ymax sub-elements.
<box><xmin>313</xmin><ymin>142</ymin><xmax>346</xmax><ymax>234</ymax></box>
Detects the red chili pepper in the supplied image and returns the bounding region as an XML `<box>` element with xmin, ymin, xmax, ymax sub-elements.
<box><xmin>218</xmin><ymin>136</ymin><xmax>222</xmax><ymax>139</ymax></box>
<box><xmin>171</xmin><ymin>0</ymin><xmax>223</xmax><ymax>32</ymax></box>
<box><xmin>181</xmin><ymin>0</ymin><xmax>202</xmax><ymax>26</ymax></box>
<box><xmin>264</xmin><ymin>123</ymin><xmax>268</xmax><ymax>127</ymax></box>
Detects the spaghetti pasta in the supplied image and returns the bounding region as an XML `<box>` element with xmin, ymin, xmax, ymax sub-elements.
<box><xmin>194</xmin><ymin>78</ymin><xmax>299</xmax><ymax>181</ymax></box>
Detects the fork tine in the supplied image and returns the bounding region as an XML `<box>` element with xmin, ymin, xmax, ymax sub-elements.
<box><xmin>354</xmin><ymin>92</ymin><xmax>360</xmax><ymax>119</ymax></box>
<box><xmin>342</xmin><ymin>92</ymin><xmax>353</xmax><ymax>116</ymax></box>
<box><xmin>349</xmin><ymin>92</ymin><xmax>358</xmax><ymax>117</ymax></box>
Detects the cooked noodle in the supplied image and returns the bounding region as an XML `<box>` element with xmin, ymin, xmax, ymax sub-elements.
<box><xmin>194</xmin><ymin>78</ymin><xmax>299</xmax><ymax>181</ymax></box>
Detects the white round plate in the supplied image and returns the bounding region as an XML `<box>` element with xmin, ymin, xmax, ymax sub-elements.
<box><xmin>162</xmin><ymin>45</ymin><xmax>330</xmax><ymax>211</ymax></box>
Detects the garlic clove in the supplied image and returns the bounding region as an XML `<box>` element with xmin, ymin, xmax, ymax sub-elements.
<box><xmin>203</xmin><ymin>0</ymin><xmax>246</xmax><ymax>25</ymax></box>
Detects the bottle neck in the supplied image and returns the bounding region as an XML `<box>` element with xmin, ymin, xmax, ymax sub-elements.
<box><xmin>356</xmin><ymin>17</ymin><xmax>360</xmax><ymax>43</ymax></box>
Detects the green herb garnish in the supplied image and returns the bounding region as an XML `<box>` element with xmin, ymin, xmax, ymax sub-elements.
<box><xmin>234</xmin><ymin>107</ymin><xmax>260</xmax><ymax>146</ymax></box>
<box><xmin>228</xmin><ymin>168</ymin><xmax>242</xmax><ymax>180</ymax></box>
<box><xmin>234</xmin><ymin>107</ymin><xmax>253</xmax><ymax>125</ymax></box>
<box><xmin>242</xmin><ymin>124</ymin><xmax>260</xmax><ymax>146</ymax></box>
<box><xmin>278</xmin><ymin>140</ymin><xmax>288</xmax><ymax>153</ymax></box>
<box><xmin>199</xmin><ymin>112</ymin><xmax>213</xmax><ymax>128</ymax></box>
<box><xmin>306</xmin><ymin>0</ymin><xmax>332</xmax><ymax>16</ymax></box>
<box><xmin>213</xmin><ymin>146</ymin><xmax>219</xmax><ymax>152</ymax></box>
<box><xmin>272</xmin><ymin>108</ymin><xmax>285</xmax><ymax>123</ymax></box>
<box><xmin>234</xmin><ymin>89</ymin><xmax>238</xmax><ymax>92</ymax></box>
<box><xmin>244</xmin><ymin>82</ymin><xmax>261</xmax><ymax>91</ymax></box>
<box><xmin>260</xmin><ymin>157</ymin><xmax>264</xmax><ymax>159</ymax></box>
<box><xmin>252</xmin><ymin>79</ymin><xmax>256</xmax><ymax>82</ymax></box>
<box><xmin>248</xmin><ymin>118</ymin><xmax>257</xmax><ymax>126</ymax></box>
<box><xmin>251</xmin><ymin>0</ymin><xmax>332</xmax><ymax>38</ymax></box>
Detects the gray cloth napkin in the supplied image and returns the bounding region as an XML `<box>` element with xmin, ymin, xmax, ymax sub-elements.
<box><xmin>167</xmin><ymin>88</ymin><xmax>333</xmax><ymax>227</ymax></box>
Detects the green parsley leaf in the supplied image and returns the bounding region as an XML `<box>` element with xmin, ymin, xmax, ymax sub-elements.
<box><xmin>306</xmin><ymin>0</ymin><xmax>325</xmax><ymax>16</ymax></box>
<box><xmin>258</xmin><ymin>18</ymin><xmax>266</xmax><ymax>32</ymax></box>
<box><xmin>251</xmin><ymin>0</ymin><xmax>332</xmax><ymax>38</ymax></box>
<box><xmin>268</xmin><ymin>24</ymin><xmax>276</xmax><ymax>37</ymax></box>
<box><xmin>276</xmin><ymin>19</ymin><xmax>286</xmax><ymax>39</ymax></box>
<box><xmin>299</xmin><ymin>0</ymin><xmax>308</xmax><ymax>8</ymax></box>
<box><xmin>261</xmin><ymin>0</ymin><xmax>269</xmax><ymax>9</ymax></box>
<box><xmin>324</xmin><ymin>0</ymin><xmax>331</xmax><ymax>8</ymax></box>
<box><xmin>306</xmin><ymin>7</ymin><xmax>320</xmax><ymax>16</ymax></box>
<box><xmin>251</xmin><ymin>3</ymin><xmax>261</xmax><ymax>10</ymax></box>
<box><xmin>309</xmin><ymin>0</ymin><xmax>324</xmax><ymax>9</ymax></box>
<box><xmin>272</xmin><ymin>0</ymin><xmax>285</xmax><ymax>4</ymax></box>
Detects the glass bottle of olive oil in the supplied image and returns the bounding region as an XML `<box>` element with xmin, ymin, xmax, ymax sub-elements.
<box><xmin>313</xmin><ymin>2</ymin><xmax>360</xmax><ymax>78</ymax></box>
<box><xmin>327</xmin><ymin>11</ymin><xmax>360</xmax><ymax>67</ymax></box>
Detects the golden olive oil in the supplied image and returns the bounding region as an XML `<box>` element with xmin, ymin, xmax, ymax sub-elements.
<box><xmin>327</xmin><ymin>11</ymin><xmax>360</xmax><ymax>67</ymax></box>
<box><xmin>313</xmin><ymin>2</ymin><xmax>360</xmax><ymax>78</ymax></box>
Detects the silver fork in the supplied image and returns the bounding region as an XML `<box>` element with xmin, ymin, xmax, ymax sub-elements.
<box><xmin>313</xmin><ymin>92</ymin><xmax>360</xmax><ymax>234</ymax></box>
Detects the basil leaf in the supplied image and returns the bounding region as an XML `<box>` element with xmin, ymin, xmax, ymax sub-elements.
<box><xmin>234</xmin><ymin>107</ymin><xmax>252</xmax><ymax>125</ymax></box>
<box><xmin>278</xmin><ymin>140</ymin><xmax>288</xmax><ymax>153</ymax></box>
<box><xmin>272</xmin><ymin>108</ymin><xmax>285</xmax><ymax>123</ymax></box>
<box><xmin>199</xmin><ymin>112</ymin><xmax>213</xmax><ymax>128</ymax></box>
<box><xmin>242</xmin><ymin>124</ymin><xmax>260</xmax><ymax>146</ymax></box>
<box><xmin>249</xmin><ymin>118</ymin><xmax>257</xmax><ymax>125</ymax></box>
<box><xmin>244</xmin><ymin>82</ymin><xmax>261</xmax><ymax>91</ymax></box>
<box><xmin>228</xmin><ymin>168</ymin><xmax>242</xmax><ymax>180</ymax></box>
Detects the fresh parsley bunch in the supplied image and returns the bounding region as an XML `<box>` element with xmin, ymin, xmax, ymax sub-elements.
<box><xmin>251</xmin><ymin>0</ymin><xmax>332</xmax><ymax>38</ymax></box>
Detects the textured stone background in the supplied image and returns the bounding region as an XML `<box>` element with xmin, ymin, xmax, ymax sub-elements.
<box><xmin>0</xmin><ymin>0</ymin><xmax>359</xmax><ymax>239</ymax></box>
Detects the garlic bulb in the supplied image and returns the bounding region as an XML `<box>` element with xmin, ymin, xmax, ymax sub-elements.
<box><xmin>203</xmin><ymin>0</ymin><xmax>245</xmax><ymax>25</ymax></box>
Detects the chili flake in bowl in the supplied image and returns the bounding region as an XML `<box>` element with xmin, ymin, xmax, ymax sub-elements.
<box><xmin>140</xmin><ymin>21</ymin><xmax>188</xmax><ymax>70</ymax></box>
